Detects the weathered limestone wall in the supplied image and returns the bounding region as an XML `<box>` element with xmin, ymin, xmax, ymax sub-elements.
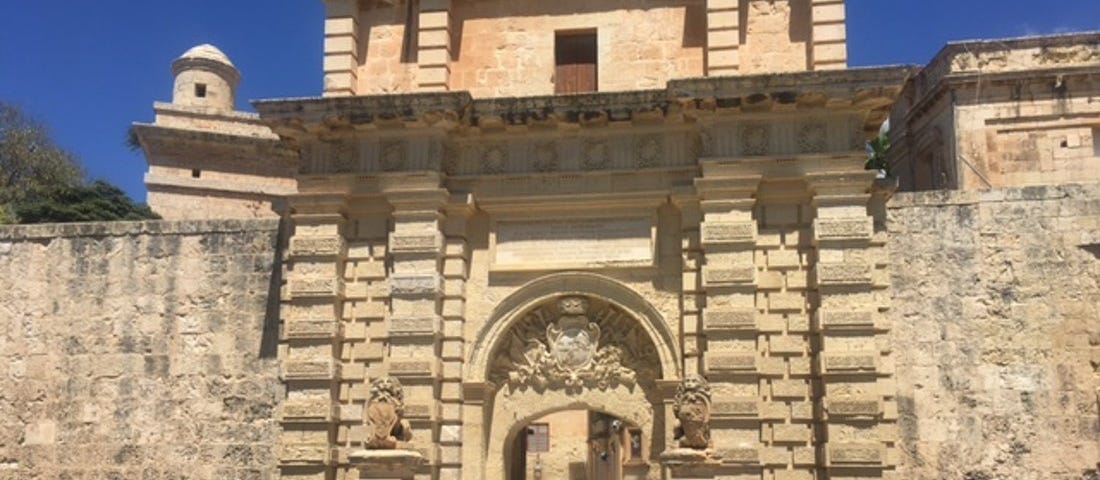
<box><xmin>0</xmin><ymin>220</ymin><xmax>284</xmax><ymax>480</ymax></box>
<box><xmin>889</xmin><ymin>185</ymin><xmax>1100</xmax><ymax>480</ymax></box>
<box><xmin>449</xmin><ymin>0</ymin><xmax>706</xmax><ymax>97</ymax></box>
<box><xmin>890</xmin><ymin>34</ymin><xmax>1100</xmax><ymax>192</ymax></box>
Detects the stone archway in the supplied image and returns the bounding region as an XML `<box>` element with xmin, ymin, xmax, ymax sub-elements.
<box><xmin>463</xmin><ymin>273</ymin><xmax>681</xmax><ymax>480</ymax></box>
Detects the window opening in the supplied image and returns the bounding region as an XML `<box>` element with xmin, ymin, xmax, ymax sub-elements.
<box><xmin>555</xmin><ymin>31</ymin><xmax>597</xmax><ymax>94</ymax></box>
<box><xmin>526</xmin><ymin>423</ymin><xmax>550</xmax><ymax>454</ymax></box>
<box><xmin>194</xmin><ymin>84</ymin><xmax>207</xmax><ymax>98</ymax></box>
<box><xmin>191</xmin><ymin>169</ymin><xmax>202</xmax><ymax>178</ymax></box>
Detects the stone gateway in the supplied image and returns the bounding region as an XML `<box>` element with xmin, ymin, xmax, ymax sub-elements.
<box><xmin>1</xmin><ymin>1</ymin><xmax>1098</xmax><ymax>480</ymax></box>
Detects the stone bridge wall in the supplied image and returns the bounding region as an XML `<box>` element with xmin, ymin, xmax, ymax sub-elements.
<box><xmin>889</xmin><ymin>184</ymin><xmax>1100</xmax><ymax>480</ymax></box>
<box><xmin>0</xmin><ymin>219</ymin><xmax>284</xmax><ymax>480</ymax></box>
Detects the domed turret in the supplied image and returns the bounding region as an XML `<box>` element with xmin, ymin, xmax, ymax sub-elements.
<box><xmin>171</xmin><ymin>44</ymin><xmax>240</xmax><ymax>110</ymax></box>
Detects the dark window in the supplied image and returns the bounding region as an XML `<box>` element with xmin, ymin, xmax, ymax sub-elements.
<box><xmin>526</xmin><ymin>424</ymin><xmax>550</xmax><ymax>453</ymax></box>
<box><xmin>195</xmin><ymin>84</ymin><xmax>207</xmax><ymax>98</ymax></box>
<box><xmin>555</xmin><ymin>31</ymin><xmax>597</xmax><ymax>94</ymax></box>
<box><xmin>191</xmin><ymin>169</ymin><xmax>202</xmax><ymax>178</ymax></box>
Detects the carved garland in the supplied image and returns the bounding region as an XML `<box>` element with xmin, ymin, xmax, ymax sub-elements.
<box><xmin>489</xmin><ymin>296</ymin><xmax>658</xmax><ymax>394</ymax></box>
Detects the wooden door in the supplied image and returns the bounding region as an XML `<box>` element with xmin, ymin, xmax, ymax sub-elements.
<box><xmin>556</xmin><ymin>33</ymin><xmax>597</xmax><ymax>94</ymax></box>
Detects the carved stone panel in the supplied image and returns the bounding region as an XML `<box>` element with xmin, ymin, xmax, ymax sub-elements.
<box><xmin>488</xmin><ymin>296</ymin><xmax>659</xmax><ymax>393</ymax></box>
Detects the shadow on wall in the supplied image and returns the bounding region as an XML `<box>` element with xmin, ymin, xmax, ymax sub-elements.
<box><xmin>259</xmin><ymin>216</ymin><xmax>288</xmax><ymax>359</ymax></box>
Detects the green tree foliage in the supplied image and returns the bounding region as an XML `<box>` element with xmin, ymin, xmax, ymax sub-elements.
<box><xmin>15</xmin><ymin>180</ymin><xmax>158</xmax><ymax>223</ymax></box>
<box><xmin>0</xmin><ymin>102</ymin><xmax>159</xmax><ymax>224</ymax></box>
<box><xmin>0</xmin><ymin>102</ymin><xmax>84</xmax><ymax>221</ymax></box>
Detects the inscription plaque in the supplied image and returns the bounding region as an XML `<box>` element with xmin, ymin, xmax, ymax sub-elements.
<box><xmin>493</xmin><ymin>218</ymin><xmax>653</xmax><ymax>269</ymax></box>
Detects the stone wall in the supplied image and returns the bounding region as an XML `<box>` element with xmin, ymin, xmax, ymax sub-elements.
<box><xmin>0</xmin><ymin>220</ymin><xmax>284</xmax><ymax>480</ymax></box>
<box><xmin>889</xmin><ymin>184</ymin><xmax>1100</xmax><ymax>480</ymax></box>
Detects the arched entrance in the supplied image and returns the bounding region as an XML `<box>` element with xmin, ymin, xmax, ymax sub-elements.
<box><xmin>464</xmin><ymin>273</ymin><xmax>681</xmax><ymax>480</ymax></box>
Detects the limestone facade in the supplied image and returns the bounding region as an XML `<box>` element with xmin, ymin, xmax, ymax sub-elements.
<box><xmin>889</xmin><ymin>33</ymin><xmax>1100</xmax><ymax>191</ymax></box>
<box><xmin>46</xmin><ymin>2</ymin><xmax>1100</xmax><ymax>480</ymax></box>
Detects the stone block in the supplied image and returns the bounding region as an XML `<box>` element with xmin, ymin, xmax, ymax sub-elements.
<box><xmin>711</xmin><ymin>397</ymin><xmax>760</xmax><ymax>418</ymax></box>
<box><xmin>821</xmin><ymin>353</ymin><xmax>878</xmax><ymax>375</ymax></box>
<box><xmin>813</xmin><ymin>217</ymin><xmax>873</xmax><ymax>243</ymax></box>
<box><xmin>289</xmin><ymin>277</ymin><xmax>345</xmax><ymax>299</ymax></box>
<box><xmin>286</xmin><ymin>320</ymin><xmax>342</xmax><ymax>340</ymax></box>
<box><xmin>817</xmin><ymin>309</ymin><xmax>876</xmax><ymax>331</ymax></box>
<box><xmin>827</xmin><ymin>444</ymin><xmax>885</xmax><ymax>466</ymax></box>
<box><xmin>706</xmin><ymin>353</ymin><xmax>758</xmax><ymax>374</ymax></box>
<box><xmin>283</xmin><ymin>359</ymin><xmax>340</xmax><ymax>381</ymax></box>
<box><xmin>389</xmin><ymin>273</ymin><xmax>443</xmax><ymax>297</ymax></box>
<box><xmin>387</xmin><ymin>358</ymin><xmax>439</xmax><ymax>378</ymax></box>
<box><xmin>771</xmin><ymin>379</ymin><xmax>808</xmax><ymax>398</ymax></box>
<box><xmin>815</xmin><ymin>262</ymin><xmax>873</xmax><ymax>286</ymax></box>
<box><xmin>290</xmin><ymin>236</ymin><xmax>345</xmax><ymax>258</ymax></box>
<box><xmin>281</xmin><ymin>398</ymin><xmax>334</xmax><ymax>423</ymax></box>
<box><xmin>826</xmin><ymin>397</ymin><xmax>883</xmax><ymax>418</ymax></box>
<box><xmin>767</xmin><ymin>249</ymin><xmax>802</xmax><ymax>269</ymax></box>
<box><xmin>719</xmin><ymin>447</ymin><xmax>760</xmax><ymax>465</ymax></box>
<box><xmin>704</xmin><ymin>265</ymin><xmax>757</xmax><ymax>286</ymax></box>
<box><xmin>774</xmin><ymin>470</ymin><xmax>813</xmax><ymax>480</ymax></box>
<box><xmin>701</xmin><ymin>221</ymin><xmax>757</xmax><ymax>245</ymax></box>
<box><xmin>768</xmin><ymin>292</ymin><xmax>805</xmax><ymax>312</ymax></box>
<box><xmin>388</xmin><ymin>316</ymin><xmax>441</xmax><ymax>337</ymax></box>
<box><xmin>771</xmin><ymin>424</ymin><xmax>810</xmax><ymax>443</ymax></box>
<box><xmin>278</xmin><ymin>442</ymin><xmax>331</xmax><ymax>465</ymax></box>
<box><xmin>389</xmin><ymin>232</ymin><xmax>443</xmax><ymax>254</ymax></box>
<box><xmin>769</xmin><ymin>335</ymin><xmax>806</xmax><ymax>355</ymax></box>
<box><xmin>703</xmin><ymin>308</ymin><xmax>757</xmax><ymax>332</ymax></box>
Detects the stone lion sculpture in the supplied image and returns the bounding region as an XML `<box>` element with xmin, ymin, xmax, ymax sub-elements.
<box><xmin>673</xmin><ymin>375</ymin><xmax>712</xmax><ymax>450</ymax></box>
<box><xmin>365</xmin><ymin>376</ymin><xmax>412</xmax><ymax>449</ymax></box>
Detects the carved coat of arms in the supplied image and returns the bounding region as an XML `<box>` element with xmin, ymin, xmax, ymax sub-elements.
<box><xmin>499</xmin><ymin>296</ymin><xmax>638</xmax><ymax>392</ymax></box>
<box><xmin>548</xmin><ymin>297</ymin><xmax>599</xmax><ymax>370</ymax></box>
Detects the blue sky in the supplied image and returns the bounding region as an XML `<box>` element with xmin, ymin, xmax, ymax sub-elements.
<box><xmin>1</xmin><ymin>0</ymin><xmax>1097</xmax><ymax>202</ymax></box>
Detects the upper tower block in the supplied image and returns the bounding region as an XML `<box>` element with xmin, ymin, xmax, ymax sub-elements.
<box><xmin>172</xmin><ymin>44</ymin><xmax>241</xmax><ymax>110</ymax></box>
<box><xmin>321</xmin><ymin>0</ymin><xmax>848</xmax><ymax>98</ymax></box>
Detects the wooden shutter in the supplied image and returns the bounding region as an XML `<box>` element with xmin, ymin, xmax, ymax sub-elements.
<box><xmin>556</xmin><ymin>33</ymin><xmax>597</xmax><ymax>94</ymax></box>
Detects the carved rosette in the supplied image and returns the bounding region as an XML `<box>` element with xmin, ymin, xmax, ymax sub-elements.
<box><xmin>673</xmin><ymin>375</ymin><xmax>712</xmax><ymax>450</ymax></box>
<box><xmin>635</xmin><ymin>136</ymin><xmax>662</xmax><ymax>167</ymax></box>
<box><xmin>481</xmin><ymin>144</ymin><xmax>507</xmax><ymax>174</ymax></box>
<box><xmin>741</xmin><ymin>123</ymin><xmax>770</xmax><ymax>156</ymax></box>
<box><xmin>489</xmin><ymin>296</ymin><xmax>657</xmax><ymax>394</ymax></box>
<box><xmin>532</xmin><ymin>143</ymin><xmax>559</xmax><ymax>172</ymax></box>
<box><xmin>582</xmin><ymin>140</ymin><xmax>609</xmax><ymax>170</ymax></box>
<box><xmin>365</xmin><ymin>377</ymin><xmax>413</xmax><ymax>449</ymax></box>
<box><xmin>380</xmin><ymin>141</ymin><xmax>406</xmax><ymax>172</ymax></box>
